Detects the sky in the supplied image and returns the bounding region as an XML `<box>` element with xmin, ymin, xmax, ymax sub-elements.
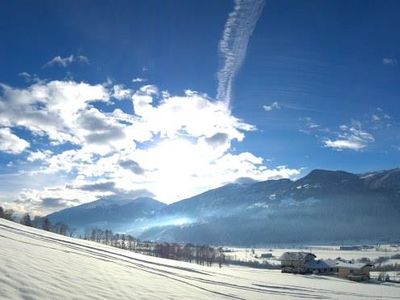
<box><xmin>0</xmin><ymin>0</ymin><xmax>399</xmax><ymax>215</ymax></box>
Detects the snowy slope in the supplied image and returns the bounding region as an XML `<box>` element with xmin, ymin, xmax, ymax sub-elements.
<box><xmin>1</xmin><ymin>219</ymin><xmax>399</xmax><ymax>300</ymax></box>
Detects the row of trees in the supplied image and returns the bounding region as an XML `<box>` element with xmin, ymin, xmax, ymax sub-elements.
<box><xmin>0</xmin><ymin>206</ymin><xmax>15</xmax><ymax>220</ymax></box>
<box><xmin>0</xmin><ymin>205</ymin><xmax>74</xmax><ymax>236</ymax></box>
<box><xmin>1</xmin><ymin>205</ymin><xmax>226</xmax><ymax>267</ymax></box>
<box><xmin>83</xmin><ymin>227</ymin><xmax>225</xmax><ymax>267</ymax></box>
<box><xmin>83</xmin><ymin>228</ymin><xmax>138</xmax><ymax>249</ymax></box>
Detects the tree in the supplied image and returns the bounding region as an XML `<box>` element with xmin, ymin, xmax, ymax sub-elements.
<box><xmin>69</xmin><ymin>227</ymin><xmax>76</xmax><ymax>237</ymax></box>
<box><xmin>20</xmin><ymin>213</ymin><xmax>32</xmax><ymax>227</ymax></box>
<box><xmin>217</xmin><ymin>247</ymin><xmax>225</xmax><ymax>268</ymax></box>
<box><xmin>3</xmin><ymin>209</ymin><xmax>15</xmax><ymax>221</ymax></box>
<box><xmin>0</xmin><ymin>206</ymin><xmax>4</xmax><ymax>218</ymax></box>
<box><xmin>121</xmin><ymin>234</ymin><xmax>126</xmax><ymax>249</ymax></box>
<box><xmin>59</xmin><ymin>223</ymin><xmax>69</xmax><ymax>236</ymax></box>
<box><xmin>105</xmin><ymin>229</ymin><xmax>113</xmax><ymax>245</ymax></box>
<box><xmin>42</xmin><ymin>217</ymin><xmax>52</xmax><ymax>231</ymax></box>
<box><xmin>127</xmin><ymin>235</ymin><xmax>136</xmax><ymax>251</ymax></box>
<box><xmin>54</xmin><ymin>222</ymin><xmax>70</xmax><ymax>236</ymax></box>
<box><xmin>32</xmin><ymin>216</ymin><xmax>43</xmax><ymax>228</ymax></box>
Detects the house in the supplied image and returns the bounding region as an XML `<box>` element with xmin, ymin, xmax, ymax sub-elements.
<box><xmin>339</xmin><ymin>246</ymin><xmax>362</xmax><ymax>251</ymax></box>
<box><xmin>337</xmin><ymin>262</ymin><xmax>373</xmax><ymax>281</ymax></box>
<box><xmin>260</xmin><ymin>253</ymin><xmax>273</xmax><ymax>258</ymax></box>
<box><xmin>305</xmin><ymin>259</ymin><xmax>338</xmax><ymax>274</ymax></box>
<box><xmin>279</xmin><ymin>252</ymin><xmax>316</xmax><ymax>274</ymax></box>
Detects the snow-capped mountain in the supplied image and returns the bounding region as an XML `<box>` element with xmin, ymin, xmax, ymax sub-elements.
<box><xmin>48</xmin><ymin>168</ymin><xmax>400</xmax><ymax>245</ymax></box>
<box><xmin>360</xmin><ymin>168</ymin><xmax>400</xmax><ymax>191</ymax></box>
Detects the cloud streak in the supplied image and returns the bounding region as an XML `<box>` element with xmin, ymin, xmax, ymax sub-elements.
<box><xmin>216</xmin><ymin>0</ymin><xmax>265</xmax><ymax>105</ymax></box>
<box><xmin>44</xmin><ymin>55</ymin><xmax>89</xmax><ymax>68</ymax></box>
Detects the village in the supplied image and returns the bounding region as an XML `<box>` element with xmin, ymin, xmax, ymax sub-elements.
<box><xmin>222</xmin><ymin>245</ymin><xmax>400</xmax><ymax>284</ymax></box>
<box><xmin>279</xmin><ymin>251</ymin><xmax>372</xmax><ymax>281</ymax></box>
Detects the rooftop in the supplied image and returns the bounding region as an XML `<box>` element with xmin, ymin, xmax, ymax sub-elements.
<box><xmin>279</xmin><ymin>252</ymin><xmax>316</xmax><ymax>261</ymax></box>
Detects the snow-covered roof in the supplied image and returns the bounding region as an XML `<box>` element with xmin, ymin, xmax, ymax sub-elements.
<box><xmin>305</xmin><ymin>259</ymin><xmax>337</xmax><ymax>269</ymax></box>
<box><xmin>336</xmin><ymin>262</ymin><xmax>373</xmax><ymax>270</ymax></box>
<box><xmin>279</xmin><ymin>252</ymin><xmax>316</xmax><ymax>261</ymax></box>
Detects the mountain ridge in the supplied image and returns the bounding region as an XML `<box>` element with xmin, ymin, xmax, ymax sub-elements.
<box><xmin>48</xmin><ymin>168</ymin><xmax>400</xmax><ymax>245</ymax></box>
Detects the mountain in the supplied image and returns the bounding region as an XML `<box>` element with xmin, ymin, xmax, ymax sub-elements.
<box><xmin>48</xmin><ymin>168</ymin><xmax>400</xmax><ymax>245</ymax></box>
<box><xmin>360</xmin><ymin>168</ymin><xmax>400</xmax><ymax>191</ymax></box>
<box><xmin>138</xmin><ymin>168</ymin><xmax>400</xmax><ymax>245</ymax></box>
<box><xmin>48</xmin><ymin>197</ymin><xmax>166</xmax><ymax>232</ymax></box>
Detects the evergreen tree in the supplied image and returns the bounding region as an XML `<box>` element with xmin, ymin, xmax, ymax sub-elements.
<box><xmin>20</xmin><ymin>213</ymin><xmax>32</xmax><ymax>227</ymax></box>
<box><xmin>42</xmin><ymin>217</ymin><xmax>52</xmax><ymax>231</ymax></box>
<box><xmin>3</xmin><ymin>209</ymin><xmax>15</xmax><ymax>221</ymax></box>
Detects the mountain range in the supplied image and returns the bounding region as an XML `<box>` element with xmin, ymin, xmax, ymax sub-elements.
<box><xmin>48</xmin><ymin>168</ymin><xmax>400</xmax><ymax>245</ymax></box>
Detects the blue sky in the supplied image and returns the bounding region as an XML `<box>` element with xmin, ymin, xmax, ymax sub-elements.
<box><xmin>0</xmin><ymin>0</ymin><xmax>399</xmax><ymax>214</ymax></box>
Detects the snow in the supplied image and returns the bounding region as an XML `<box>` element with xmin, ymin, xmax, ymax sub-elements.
<box><xmin>247</xmin><ymin>202</ymin><xmax>269</xmax><ymax>209</ymax></box>
<box><xmin>371</xmin><ymin>271</ymin><xmax>400</xmax><ymax>282</ymax></box>
<box><xmin>229</xmin><ymin>245</ymin><xmax>400</xmax><ymax>263</ymax></box>
<box><xmin>1</xmin><ymin>219</ymin><xmax>400</xmax><ymax>299</ymax></box>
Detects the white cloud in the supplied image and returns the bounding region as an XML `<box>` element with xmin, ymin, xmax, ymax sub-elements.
<box><xmin>323</xmin><ymin>123</ymin><xmax>374</xmax><ymax>151</ymax></box>
<box><xmin>111</xmin><ymin>84</ymin><xmax>133</xmax><ymax>100</ymax></box>
<box><xmin>0</xmin><ymin>128</ymin><xmax>30</xmax><ymax>154</ymax></box>
<box><xmin>370</xmin><ymin>108</ymin><xmax>392</xmax><ymax>129</ymax></box>
<box><xmin>300</xmin><ymin>115</ymin><xmax>382</xmax><ymax>151</ymax></box>
<box><xmin>372</xmin><ymin>114</ymin><xmax>380</xmax><ymax>121</ymax></box>
<box><xmin>132</xmin><ymin>77</ymin><xmax>147</xmax><ymax>83</ymax></box>
<box><xmin>27</xmin><ymin>150</ymin><xmax>53</xmax><ymax>162</ymax></box>
<box><xmin>216</xmin><ymin>0</ymin><xmax>265</xmax><ymax>105</ymax></box>
<box><xmin>0</xmin><ymin>80</ymin><xmax>110</xmax><ymax>145</ymax></box>
<box><xmin>263</xmin><ymin>101</ymin><xmax>281</xmax><ymax>112</ymax></box>
<box><xmin>324</xmin><ymin>139</ymin><xmax>365</xmax><ymax>151</ymax></box>
<box><xmin>7</xmin><ymin>186</ymin><xmax>101</xmax><ymax>216</ymax></box>
<box><xmin>44</xmin><ymin>55</ymin><xmax>89</xmax><ymax>68</ymax></box>
<box><xmin>382</xmin><ymin>57</ymin><xmax>398</xmax><ymax>65</ymax></box>
<box><xmin>0</xmin><ymin>80</ymin><xmax>300</xmax><ymax>213</ymax></box>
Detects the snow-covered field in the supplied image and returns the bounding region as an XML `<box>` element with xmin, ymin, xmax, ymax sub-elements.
<box><xmin>226</xmin><ymin>245</ymin><xmax>400</xmax><ymax>265</ymax></box>
<box><xmin>1</xmin><ymin>219</ymin><xmax>399</xmax><ymax>300</ymax></box>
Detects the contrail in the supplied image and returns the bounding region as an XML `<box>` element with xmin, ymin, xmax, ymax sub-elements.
<box><xmin>216</xmin><ymin>0</ymin><xmax>265</xmax><ymax>106</ymax></box>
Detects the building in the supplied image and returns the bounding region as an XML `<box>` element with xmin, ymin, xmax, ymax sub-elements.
<box><xmin>279</xmin><ymin>252</ymin><xmax>316</xmax><ymax>274</ymax></box>
<box><xmin>305</xmin><ymin>259</ymin><xmax>338</xmax><ymax>274</ymax></box>
<box><xmin>260</xmin><ymin>253</ymin><xmax>273</xmax><ymax>258</ymax></box>
<box><xmin>279</xmin><ymin>252</ymin><xmax>373</xmax><ymax>281</ymax></box>
<box><xmin>337</xmin><ymin>262</ymin><xmax>373</xmax><ymax>281</ymax></box>
<box><xmin>339</xmin><ymin>246</ymin><xmax>361</xmax><ymax>251</ymax></box>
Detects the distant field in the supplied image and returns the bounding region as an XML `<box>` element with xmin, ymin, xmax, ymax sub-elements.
<box><xmin>225</xmin><ymin>244</ymin><xmax>400</xmax><ymax>265</ymax></box>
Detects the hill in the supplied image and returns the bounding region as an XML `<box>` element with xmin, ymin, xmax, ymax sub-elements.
<box><xmin>1</xmin><ymin>218</ymin><xmax>399</xmax><ymax>299</ymax></box>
